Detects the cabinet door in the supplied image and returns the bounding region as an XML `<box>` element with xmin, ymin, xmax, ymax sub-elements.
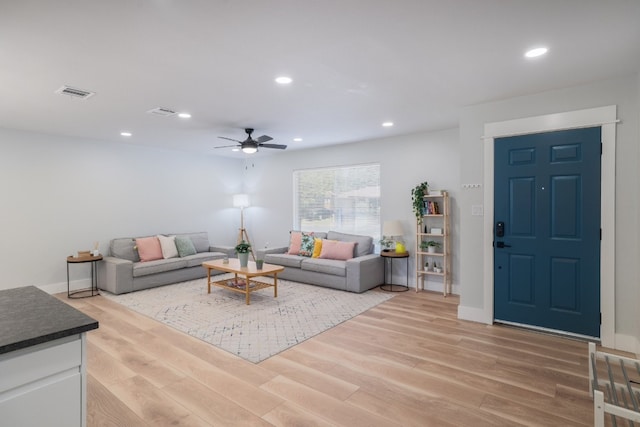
<box><xmin>0</xmin><ymin>372</ymin><xmax>81</xmax><ymax>427</ymax></box>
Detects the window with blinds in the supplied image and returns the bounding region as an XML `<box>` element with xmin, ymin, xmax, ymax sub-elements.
<box><xmin>293</xmin><ymin>163</ymin><xmax>380</xmax><ymax>240</ymax></box>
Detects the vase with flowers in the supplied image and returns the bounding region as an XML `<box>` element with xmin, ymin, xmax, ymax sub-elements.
<box><xmin>235</xmin><ymin>240</ymin><xmax>251</xmax><ymax>267</ymax></box>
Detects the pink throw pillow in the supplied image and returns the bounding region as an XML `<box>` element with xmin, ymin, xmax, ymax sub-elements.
<box><xmin>288</xmin><ymin>231</ymin><xmax>302</xmax><ymax>255</ymax></box>
<box><xmin>136</xmin><ymin>237</ymin><xmax>163</xmax><ymax>262</ymax></box>
<box><xmin>318</xmin><ymin>239</ymin><xmax>355</xmax><ymax>261</ymax></box>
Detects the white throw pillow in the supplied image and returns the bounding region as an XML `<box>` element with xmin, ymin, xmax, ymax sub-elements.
<box><xmin>157</xmin><ymin>235</ymin><xmax>178</xmax><ymax>259</ymax></box>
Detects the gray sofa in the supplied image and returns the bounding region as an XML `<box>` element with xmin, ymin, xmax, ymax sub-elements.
<box><xmin>98</xmin><ymin>232</ymin><xmax>235</xmax><ymax>295</ymax></box>
<box><xmin>257</xmin><ymin>231</ymin><xmax>383</xmax><ymax>293</ymax></box>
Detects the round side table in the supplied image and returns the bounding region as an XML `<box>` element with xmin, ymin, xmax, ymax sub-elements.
<box><xmin>380</xmin><ymin>250</ymin><xmax>410</xmax><ymax>292</ymax></box>
<box><xmin>67</xmin><ymin>255</ymin><xmax>103</xmax><ymax>298</ymax></box>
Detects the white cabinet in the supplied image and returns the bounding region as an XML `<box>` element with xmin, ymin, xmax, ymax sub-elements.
<box><xmin>415</xmin><ymin>192</ymin><xmax>451</xmax><ymax>296</ymax></box>
<box><xmin>0</xmin><ymin>335</ymin><xmax>87</xmax><ymax>427</ymax></box>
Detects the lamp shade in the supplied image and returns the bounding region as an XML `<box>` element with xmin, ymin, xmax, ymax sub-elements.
<box><xmin>382</xmin><ymin>220</ymin><xmax>403</xmax><ymax>237</ymax></box>
<box><xmin>233</xmin><ymin>194</ymin><xmax>250</xmax><ymax>208</ymax></box>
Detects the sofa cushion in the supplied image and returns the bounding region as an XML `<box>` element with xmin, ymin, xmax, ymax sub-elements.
<box><xmin>300</xmin><ymin>258</ymin><xmax>347</xmax><ymax>277</ymax></box>
<box><xmin>263</xmin><ymin>253</ymin><xmax>305</xmax><ymax>268</ymax></box>
<box><xmin>326</xmin><ymin>231</ymin><xmax>374</xmax><ymax>257</ymax></box>
<box><xmin>180</xmin><ymin>232</ymin><xmax>209</xmax><ymax>253</ymax></box>
<box><xmin>182</xmin><ymin>252</ymin><xmax>226</xmax><ymax>267</ymax></box>
<box><xmin>318</xmin><ymin>239</ymin><xmax>355</xmax><ymax>260</ymax></box>
<box><xmin>133</xmin><ymin>258</ymin><xmax>188</xmax><ymax>277</ymax></box>
<box><xmin>136</xmin><ymin>236</ymin><xmax>163</xmax><ymax>262</ymax></box>
<box><xmin>157</xmin><ymin>235</ymin><xmax>178</xmax><ymax>259</ymax></box>
<box><xmin>299</xmin><ymin>232</ymin><xmax>315</xmax><ymax>257</ymax></box>
<box><xmin>287</xmin><ymin>231</ymin><xmax>303</xmax><ymax>255</ymax></box>
<box><xmin>312</xmin><ymin>238</ymin><xmax>323</xmax><ymax>258</ymax></box>
<box><xmin>110</xmin><ymin>238</ymin><xmax>140</xmax><ymax>262</ymax></box>
<box><xmin>175</xmin><ymin>235</ymin><xmax>197</xmax><ymax>257</ymax></box>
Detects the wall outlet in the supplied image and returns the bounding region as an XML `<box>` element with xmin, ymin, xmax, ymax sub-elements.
<box><xmin>471</xmin><ymin>205</ymin><xmax>484</xmax><ymax>216</ymax></box>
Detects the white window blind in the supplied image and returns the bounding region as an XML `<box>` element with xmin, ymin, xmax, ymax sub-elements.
<box><xmin>293</xmin><ymin>164</ymin><xmax>380</xmax><ymax>239</ymax></box>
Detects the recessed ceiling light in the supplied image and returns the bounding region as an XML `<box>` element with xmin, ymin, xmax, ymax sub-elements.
<box><xmin>382</xmin><ymin>122</ymin><xmax>394</xmax><ymax>127</ymax></box>
<box><xmin>525</xmin><ymin>47</ymin><xmax>548</xmax><ymax>58</ymax></box>
<box><xmin>275</xmin><ymin>76</ymin><xmax>292</xmax><ymax>84</ymax></box>
<box><xmin>178</xmin><ymin>112</ymin><xmax>191</xmax><ymax>119</ymax></box>
<box><xmin>293</xmin><ymin>137</ymin><xmax>303</xmax><ymax>142</ymax></box>
<box><xmin>231</xmin><ymin>147</ymin><xmax>240</xmax><ymax>152</ymax></box>
<box><xmin>120</xmin><ymin>131</ymin><xmax>132</xmax><ymax>137</ymax></box>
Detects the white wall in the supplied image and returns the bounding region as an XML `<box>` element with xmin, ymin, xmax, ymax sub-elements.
<box><xmin>0</xmin><ymin>128</ymin><xmax>241</xmax><ymax>292</ymax></box>
<box><xmin>457</xmin><ymin>74</ymin><xmax>640</xmax><ymax>348</ymax></box>
<box><xmin>242</xmin><ymin>128</ymin><xmax>460</xmax><ymax>292</ymax></box>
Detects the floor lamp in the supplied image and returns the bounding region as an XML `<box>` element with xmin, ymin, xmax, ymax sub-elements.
<box><xmin>233</xmin><ymin>194</ymin><xmax>255</xmax><ymax>260</ymax></box>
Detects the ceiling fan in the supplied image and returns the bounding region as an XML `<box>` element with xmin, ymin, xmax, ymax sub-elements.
<box><xmin>215</xmin><ymin>128</ymin><xmax>287</xmax><ymax>154</ymax></box>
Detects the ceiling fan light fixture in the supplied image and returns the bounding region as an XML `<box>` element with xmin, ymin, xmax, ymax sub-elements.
<box><xmin>242</xmin><ymin>146</ymin><xmax>258</xmax><ymax>154</ymax></box>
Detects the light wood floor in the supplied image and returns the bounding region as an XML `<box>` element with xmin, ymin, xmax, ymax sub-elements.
<box><xmin>60</xmin><ymin>288</ymin><xmax>602</xmax><ymax>426</ymax></box>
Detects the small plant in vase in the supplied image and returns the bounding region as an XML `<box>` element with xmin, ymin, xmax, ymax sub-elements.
<box><xmin>235</xmin><ymin>240</ymin><xmax>252</xmax><ymax>267</ymax></box>
<box><xmin>235</xmin><ymin>240</ymin><xmax>251</xmax><ymax>253</ymax></box>
<box><xmin>420</xmin><ymin>240</ymin><xmax>441</xmax><ymax>253</ymax></box>
<box><xmin>379</xmin><ymin>236</ymin><xmax>395</xmax><ymax>252</ymax></box>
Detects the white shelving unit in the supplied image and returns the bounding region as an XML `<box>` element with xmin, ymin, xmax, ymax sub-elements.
<box><xmin>415</xmin><ymin>191</ymin><xmax>451</xmax><ymax>296</ymax></box>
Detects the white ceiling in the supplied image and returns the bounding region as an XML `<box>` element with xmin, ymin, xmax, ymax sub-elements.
<box><xmin>1</xmin><ymin>0</ymin><xmax>639</xmax><ymax>157</ymax></box>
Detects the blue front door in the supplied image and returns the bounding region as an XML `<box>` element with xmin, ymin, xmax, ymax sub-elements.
<box><xmin>494</xmin><ymin>127</ymin><xmax>601</xmax><ymax>337</ymax></box>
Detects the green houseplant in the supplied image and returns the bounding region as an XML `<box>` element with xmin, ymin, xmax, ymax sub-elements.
<box><xmin>419</xmin><ymin>240</ymin><xmax>441</xmax><ymax>253</ymax></box>
<box><xmin>411</xmin><ymin>181</ymin><xmax>429</xmax><ymax>224</ymax></box>
<box><xmin>379</xmin><ymin>236</ymin><xmax>395</xmax><ymax>252</ymax></box>
<box><xmin>235</xmin><ymin>240</ymin><xmax>251</xmax><ymax>267</ymax></box>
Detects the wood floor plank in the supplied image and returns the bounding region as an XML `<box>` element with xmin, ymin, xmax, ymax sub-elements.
<box><xmin>57</xmin><ymin>288</ymin><xmax>608</xmax><ymax>426</ymax></box>
<box><xmin>162</xmin><ymin>376</ymin><xmax>272</xmax><ymax>426</ymax></box>
<box><xmin>86</xmin><ymin>374</ymin><xmax>148</xmax><ymax>427</ymax></box>
<box><xmin>262</xmin><ymin>401</ymin><xmax>336</xmax><ymax>427</ymax></box>
<box><xmin>107</xmin><ymin>375</ymin><xmax>211</xmax><ymax>427</ymax></box>
<box><xmin>260</xmin><ymin>354</ymin><xmax>360</xmax><ymax>401</ymax></box>
<box><xmin>260</xmin><ymin>375</ymin><xmax>401</xmax><ymax>427</ymax></box>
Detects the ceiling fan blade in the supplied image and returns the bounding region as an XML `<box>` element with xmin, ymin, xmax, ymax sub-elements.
<box><xmin>214</xmin><ymin>144</ymin><xmax>238</xmax><ymax>149</ymax></box>
<box><xmin>218</xmin><ymin>136</ymin><xmax>242</xmax><ymax>143</ymax></box>
<box><xmin>255</xmin><ymin>135</ymin><xmax>273</xmax><ymax>143</ymax></box>
<box><xmin>259</xmin><ymin>143</ymin><xmax>287</xmax><ymax>150</ymax></box>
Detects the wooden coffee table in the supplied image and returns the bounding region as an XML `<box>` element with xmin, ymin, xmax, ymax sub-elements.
<box><xmin>202</xmin><ymin>259</ymin><xmax>284</xmax><ymax>305</ymax></box>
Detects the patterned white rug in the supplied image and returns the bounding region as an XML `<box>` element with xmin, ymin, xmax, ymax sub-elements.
<box><xmin>102</xmin><ymin>274</ymin><xmax>394</xmax><ymax>363</ymax></box>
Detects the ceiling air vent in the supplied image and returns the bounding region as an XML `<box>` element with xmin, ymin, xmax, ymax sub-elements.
<box><xmin>55</xmin><ymin>85</ymin><xmax>95</xmax><ymax>99</ymax></box>
<box><xmin>146</xmin><ymin>107</ymin><xmax>177</xmax><ymax>117</ymax></box>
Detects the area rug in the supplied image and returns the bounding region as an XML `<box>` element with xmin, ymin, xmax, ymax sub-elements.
<box><xmin>102</xmin><ymin>275</ymin><xmax>394</xmax><ymax>363</ymax></box>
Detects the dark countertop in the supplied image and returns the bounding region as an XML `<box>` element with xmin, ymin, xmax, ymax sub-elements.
<box><xmin>0</xmin><ymin>286</ymin><xmax>98</xmax><ymax>355</ymax></box>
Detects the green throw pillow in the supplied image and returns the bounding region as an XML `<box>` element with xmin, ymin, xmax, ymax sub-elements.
<box><xmin>175</xmin><ymin>235</ymin><xmax>197</xmax><ymax>257</ymax></box>
<box><xmin>299</xmin><ymin>232</ymin><xmax>315</xmax><ymax>257</ymax></box>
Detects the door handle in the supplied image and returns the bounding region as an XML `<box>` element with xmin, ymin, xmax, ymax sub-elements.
<box><xmin>495</xmin><ymin>241</ymin><xmax>511</xmax><ymax>248</ymax></box>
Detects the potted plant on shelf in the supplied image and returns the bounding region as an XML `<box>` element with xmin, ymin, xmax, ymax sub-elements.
<box><xmin>420</xmin><ymin>240</ymin><xmax>441</xmax><ymax>253</ymax></box>
<box><xmin>235</xmin><ymin>240</ymin><xmax>251</xmax><ymax>267</ymax></box>
<box><xmin>411</xmin><ymin>181</ymin><xmax>429</xmax><ymax>224</ymax></box>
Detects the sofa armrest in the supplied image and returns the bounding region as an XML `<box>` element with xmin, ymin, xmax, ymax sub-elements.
<box><xmin>256</xmin><ymin>246</ymin><xmax>288</xmax><ymax>260</ymax></box>
<box><xmin>209</xmin><ymin>245</ymin><xmax>236</xmax><ymax>258</ymax></box>
<box><xmin>97</xmin><ymin>256</ymin><xmax>134</xmax><ymax>295</ymax></box>
<box><xmin>345</xmin><ymin>253</ymin><xmax>384</xmax><ymax>293</ymax></box>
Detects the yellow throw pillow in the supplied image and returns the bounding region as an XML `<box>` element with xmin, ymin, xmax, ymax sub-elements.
<box><xmin>312</xmin><ymin>238</ymin><xmax>323</xmax><ymax>258</ymax></box>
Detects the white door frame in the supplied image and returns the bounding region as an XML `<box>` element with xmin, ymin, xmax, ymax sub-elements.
<box><xmin>482</xmin><ymin>105</ymin><xmax>617</xmax><ymax>348</ymax></box>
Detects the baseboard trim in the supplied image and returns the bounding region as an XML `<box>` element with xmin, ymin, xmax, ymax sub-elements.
<box><xmin>38</xmin><ymin>279</ymin><xmax>91</xmax><ymax>295</ymax></box>
<box><xmin>457</xmin><ymin>304</ymin><xmax>491</xmax><ymax>324</ymax></box>
<box><xmin>614</xmin><ymin>333</ymin><xmax>640</xmax><ymax>355</ymax></box>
